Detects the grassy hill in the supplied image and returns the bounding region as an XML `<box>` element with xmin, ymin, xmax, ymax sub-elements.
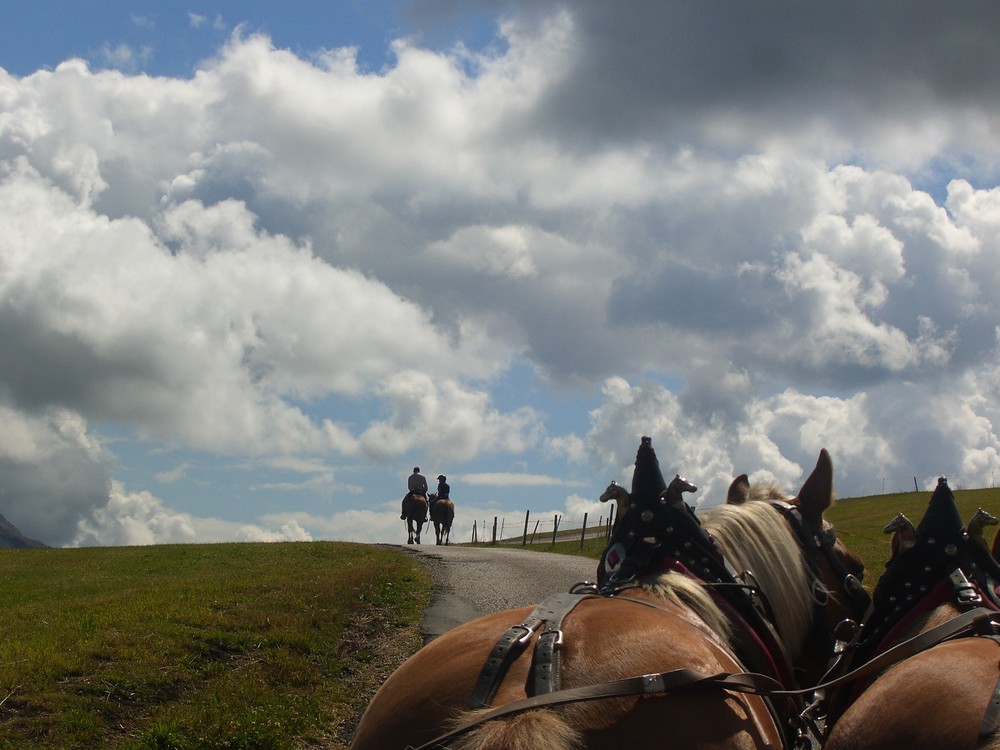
<box><xmin>825</xmin><ymin>486</ymin><xmax>1000</xmax><ymax>583</ymax></box>
<box><xmin>0</xmin><ymin>542</ymin><xmax>429</xmax><ymax>750</ymax></box>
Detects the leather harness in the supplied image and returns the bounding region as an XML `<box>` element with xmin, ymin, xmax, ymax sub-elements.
<box><xmin>415</xmin><ymin>497</ymin><xmax>867</xmax><ymax>750</ymax></box>
<box><xmin>467</xmin><ymin>590</ymin><xmax>593</xmax><ymax>709</ymax></box>
<box><xmin>406</xmin><ymin>607</ymin><xmax>1000</xmax><ymax>750</ymax></box>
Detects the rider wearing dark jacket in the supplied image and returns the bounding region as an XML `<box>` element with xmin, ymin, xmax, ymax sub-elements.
<box><xmin>430</xmin><ymin>475</ymin><xmax>450</xmax><ymax>512</ymax></box>
<box><xmin>436</xmin><ymin>475</ymin><xmax>450</xmax><ymax>499</ymax></box>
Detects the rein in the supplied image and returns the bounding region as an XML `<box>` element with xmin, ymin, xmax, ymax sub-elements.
<box><xmin>405</xmin><ymin>607</ymin><xmax>1000</xmax><ymax>750</ymax></box>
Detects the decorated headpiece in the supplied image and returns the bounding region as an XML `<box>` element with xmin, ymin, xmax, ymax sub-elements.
<box><xmin>598</xmin><ymin>437</ymin><xmax>706</xmax><ymax>591</ymax></box>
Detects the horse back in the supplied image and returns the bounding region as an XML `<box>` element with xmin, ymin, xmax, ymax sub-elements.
<box><xmin>432</xmin><ymin>498</ymin><xmax>454</xmax><ymax>524</ymax></box>
<box><xmin>827</xmin><ymin>636</ymin><xmax>1000</xmax><ymax>750</ymax></box>
<box><xmin>408</xmin><ymin>494</ymin><xmax>428</xmax><ymax>519</ymax></box>
<box><xmin>350</xmin><ymin>594</ymin><xmax>782</xmax><ymax>749</ymax></box>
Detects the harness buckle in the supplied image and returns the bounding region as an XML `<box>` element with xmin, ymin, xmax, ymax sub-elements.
<box><xmin>541</xmin><ymin>628</ymin><xmax>564</xmax><ymax>649</ymax></box>
<box><xmin>513</xmin><ymin>624</ymin><xmax>538</xmax><ymax>644</ymax></box>
<box><xmin>950</xmin><ymin>568</ymin><xmax>983</xmax><ymax>606</ymax></box>
<box><xmin>641</xmin><ymin>673</ymin><xmax>666</xmax><ymax>694</ymax></box>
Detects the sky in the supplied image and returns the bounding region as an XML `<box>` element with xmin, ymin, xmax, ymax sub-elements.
<box><xmin>3</xmin><ymin>1</ymin><xmax>1000</xmax><ymax>548</ymax></box>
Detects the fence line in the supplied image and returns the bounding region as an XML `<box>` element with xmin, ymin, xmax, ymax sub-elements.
<box><xmin>469</xmin><ymin>505</ymin><xmax>616</xmax><ymax>548</ymax></box>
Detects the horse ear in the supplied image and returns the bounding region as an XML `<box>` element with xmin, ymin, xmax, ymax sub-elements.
<box><xmin>795</xmin><ymin>448</ymin><xmax>833</xmax><ymax>526</ymax></box>
<box><xmin>727</xmin><ymin>474</ymin><xmax>750</xmax><ymax>504</ymax></box>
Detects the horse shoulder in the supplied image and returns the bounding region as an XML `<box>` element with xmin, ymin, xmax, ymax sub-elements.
<box><xmin>827</xmin><ymin>638</ymin><xmax>1000</xmax><ymax>750</ymax></box>
<box><xmin>351</xmin><ymin>607</ymin><xmax>537</xmax><ymax>750</ymax></box>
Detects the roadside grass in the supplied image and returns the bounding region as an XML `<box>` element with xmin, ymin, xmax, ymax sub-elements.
<box><xmin>0</xmin><ymin>542</ymin><xmax>429</xmax><ymax>750</ymax></box>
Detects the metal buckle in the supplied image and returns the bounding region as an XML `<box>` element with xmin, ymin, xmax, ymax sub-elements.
<box><xmin>642</xmin><ymin>673</ymin><xmax>666</xmax><ymax>694</ymax></box>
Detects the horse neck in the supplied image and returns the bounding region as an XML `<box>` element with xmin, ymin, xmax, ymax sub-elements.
<box><xmin>701</xmin><ymin>501</ymin><xmax>814</xmax><ymax>659</ymax></box>
<box><xmin>895</xmin><ymin>601</ymin><xmax>962</xmax><ymax>644</ymax></box>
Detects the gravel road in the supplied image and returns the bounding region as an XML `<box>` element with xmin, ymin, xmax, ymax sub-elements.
<box><xmin>390</xmin><ymin>544</ymin><xmax>600</xmax><ymax>642</ymax></box>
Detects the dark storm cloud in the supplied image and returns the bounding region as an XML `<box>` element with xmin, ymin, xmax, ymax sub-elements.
<box><xmin>518</xmin><ymin>1</ymin><xmax>1000</xmax><ymax>147</ymax></box>
<box><xmin>0</xmin><ymin>408</ymin><xmax>113</xmax><ymax>547</ymax></box>
<box><xmin>608</xmin><ymin>261</ymin><xmax>778</xmax><ymax>335</ymax></box>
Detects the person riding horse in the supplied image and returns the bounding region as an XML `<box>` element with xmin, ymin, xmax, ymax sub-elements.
<box><xmin>432</xmin><ymin>474</ymin><xmax>450</xmax><ymax>511</ymax></box>
<box><xmin>401</xmin><ymin>467</ymin><xmax>428</xmax><ymax>519</ymax></box>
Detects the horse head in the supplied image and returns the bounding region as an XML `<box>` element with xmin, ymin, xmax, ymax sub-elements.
<box><xmin>766</xmin><ymin>449</ymin><xmax>869</xmax><ymax>678</ymax></box>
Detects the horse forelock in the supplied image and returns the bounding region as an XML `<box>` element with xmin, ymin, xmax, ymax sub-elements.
<box><xmin>700</xmin><ymin>498</ymin><xmax>814</xmax><ymax>658</ymax></box>
<box><xmin>746</xmin><ymin>481</ymin><xmax>788</xmax><ymax>504</ymax></box>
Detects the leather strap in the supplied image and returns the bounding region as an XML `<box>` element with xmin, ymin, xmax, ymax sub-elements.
<box><xmin>410</xmin><ymin>668</ymin><xmax>786</xmax><ymax>750</ymax></box>
<box><xmin>981</xmin><ymin>664</ymin><xmax>1000</xmax><ymax>738</ymax></box>
<box><xmin>466</xmin><ymin>592</ymin><xmax>593</xmax><ymax>709</ymax></box>
<box><xmin>412</xmin><ymin>608</ymin><xmax>1000</xmax><ymax>750</ymax></box>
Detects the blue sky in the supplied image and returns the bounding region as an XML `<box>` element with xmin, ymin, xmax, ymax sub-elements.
<box><xmin>3</xmin><ymin>1</ymin><xmax>1000</xmax><ymax>547</ymax></box>
<box><xmin>1</xmin><ymin>2</ymin><xmax>499</xmax><ymax>77</ymax></box>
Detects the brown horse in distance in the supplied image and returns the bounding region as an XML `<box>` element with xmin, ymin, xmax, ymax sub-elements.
<box><xmin>350</xmin><ymin>445</ymin><xmax>867</xmax><ymax>750</ymax></box>
<box><xmin>429</xmin><ymin>494</ymin><xmax>455</xmax><ymax>545</ymax></box>
<box><xmin>405</xmin><ymin>494</ymin><xmax>428</xmax><ymax>545</ymax></box>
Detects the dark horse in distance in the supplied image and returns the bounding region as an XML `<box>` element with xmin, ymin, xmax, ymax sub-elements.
<box><xmin>404</xmin><ymin>494</ymin><xmax>428</xmax><ymax>545</ymax></box>
<box><xmin>429</xmin><ymin>494</ymin><xmax>455</xmax><ymax>545</ymax></box>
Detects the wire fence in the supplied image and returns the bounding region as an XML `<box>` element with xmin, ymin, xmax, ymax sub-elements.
<box><xmin>469</xmin><ymin>507</ymin><xmax>617</xmax><ymax>548</ymax></box>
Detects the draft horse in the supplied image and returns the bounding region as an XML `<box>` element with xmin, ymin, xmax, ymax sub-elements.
<box><xmin>404</xmin><ymin>493</ymin><xmax>428</xmax><ymax>545</ymax></box>
<box><xmin>351</xmin><ymin>442</ymin><xmax>868</xmax><ymax>750</ymax></box>
<box><xmin>429</xmin><ymin>494</ymin><xmax>455</xmax><ymax>545</ymax></box>
<box><xmin>823</xmin><ymin>478</ymin><xmax>1000</xmax><ymax>750</ymax></box>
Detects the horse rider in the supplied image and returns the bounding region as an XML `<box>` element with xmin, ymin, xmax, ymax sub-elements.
<box><xmin>432</xmin><ymin>474</ymin><xmax>450</xmax><ymax>511</ymax></box>
<box><xmin>401</xmin><ymin>466</ymin><xmax>428</xmax><ymax>519</ymax></box>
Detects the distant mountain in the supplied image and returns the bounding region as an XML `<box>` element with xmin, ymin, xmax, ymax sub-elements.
<box><xmin>0</xmin><ymin>512</ymin><xmax>48</xmax><ymax>548</ymax></box>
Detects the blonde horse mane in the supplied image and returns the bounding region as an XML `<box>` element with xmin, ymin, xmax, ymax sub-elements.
<box><xmin>639</xmin><ymin>485</ymin><xmax>815</xmax><ymax>660</ymax></box>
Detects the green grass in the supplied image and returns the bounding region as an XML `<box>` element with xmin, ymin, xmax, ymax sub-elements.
<box><xmin>0</xmin><ymin>542</ymin><xmax>430</xmax><ymax>750</ymax></box>
<box><xmin>825</xmin><ymin>486</ymin><xmax>1000</xmax><ymax>585</ymax></box>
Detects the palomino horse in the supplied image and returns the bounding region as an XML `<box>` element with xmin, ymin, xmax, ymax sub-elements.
<box><xmin>405</xmin><ymin>494</ymin><xmax>428</xmax><ymax>545</ymax></box>
<box><xmin>429</xmin><ymin>494</ymin><xmax>455</xmax><ymax>545</ymax></box>
<box><xmin>350</xmin><ymin>441</ymin><xmax>867</xmax><ymax>750</ymax></box>
<box><xmin>823</xmin><ymin>478</ymin><xmax>1000</xmax><ymax>750</ymax></box>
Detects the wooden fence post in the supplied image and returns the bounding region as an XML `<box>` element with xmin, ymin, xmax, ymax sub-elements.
<box><xmin>579</xmin><ymin>512</ymin><xmax>588</xmax><ymax>549</ymax></box>
<box><xmin>522</xmin><ymin>510</ymin><xmax>530</xmax><ymax>546</ymax></box>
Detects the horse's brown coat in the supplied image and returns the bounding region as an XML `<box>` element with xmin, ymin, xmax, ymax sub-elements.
<box><xmin>825</xmin><ymin>603</ymin><xmax>1000</xmax><ymax>750</ymax></box>
<box><xmin>405</xmin><ymin>494</ymin><xmax>428</xmax><ymax>544</ymax></box>
<box><xmin>429</xmin><ymin>495</ymin><xmax>454</xmax><ymax>545</ymax></box>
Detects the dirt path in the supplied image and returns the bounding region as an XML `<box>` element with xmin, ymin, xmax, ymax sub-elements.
<box><xmin>393</xmin><ymin>544</ymin><xmax>599</xmax><ymax>642</ymax></box>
